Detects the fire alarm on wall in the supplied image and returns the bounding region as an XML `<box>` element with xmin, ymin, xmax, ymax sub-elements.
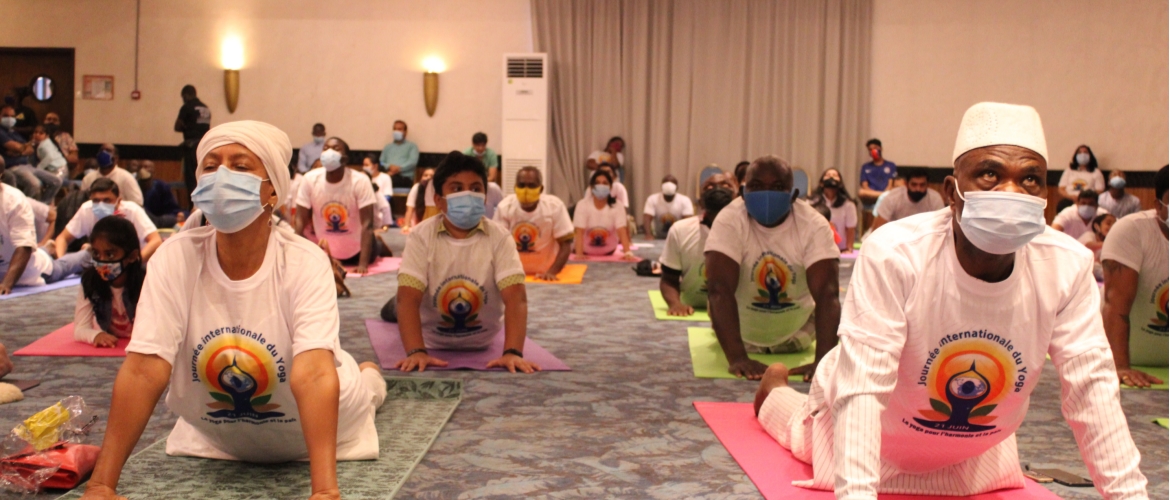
<box><xmin>130</xmin><ymin>90</ymin><xmax>141</xmax><ymax>100</ymax></box>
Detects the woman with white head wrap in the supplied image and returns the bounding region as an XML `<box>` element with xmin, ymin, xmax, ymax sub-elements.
<box><xmin>82</xmin><ymin>121</ymin><xmax>387</xmax><ymax>500</ymax></box>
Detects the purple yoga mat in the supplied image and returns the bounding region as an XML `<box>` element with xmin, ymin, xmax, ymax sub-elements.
<box><xmin>365</xmin><ymin>319</ymin><xmax>570</xmax><ymax>371</ymax></box>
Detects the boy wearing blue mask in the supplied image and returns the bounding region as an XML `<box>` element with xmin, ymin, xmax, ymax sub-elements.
<box><xmin>705</xmin><ymin>156</ymin><xmax>842</xmax><ymax>381</ymax></box>
<box><xmin>294</xmin><ymin>137</ymin><xmax>377</xmax><ymax>276</ymax></box>
<box><xmin>386</xmin><ymin>151</ymin><xmax>538</xmax><ymax>374</ymax></box>
<box><xmin>752</xmin><ymin>103</ymin><xmax>1146</xmax><ymax>498</ymax></box>
<box><xmin>296</xmin><ymin>123</ymin><xmax>326</xmax><ymax>174</ymax></box>
<box><xmin>57</xmin><ymin>178</ymin><xmax>162</xmax><ymax>262</ymax></box>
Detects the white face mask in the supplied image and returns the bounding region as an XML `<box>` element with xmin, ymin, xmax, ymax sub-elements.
<box><xmin>1075</xmin><ymin>152</ymin><xmax>1090</xmax><ymax>166</ymax></box>
<box><xmin>1077</xmin><ymin>204</ymin><xmax>1097</xmax><ymax>220</ymax></box>
<box><xmin>662</xmin><ymin>182</ymin><xmax>677</xmax><ymax>196</ymax></box>
<box><xmin>320</xmin><ymin>149</ymin><xmax>343</xmax><ymax>172</ymax></box>
<box><xmin>954</xmin><ymin>186</ymin><xmax>1047</xmax><ymax>255</ymax></box>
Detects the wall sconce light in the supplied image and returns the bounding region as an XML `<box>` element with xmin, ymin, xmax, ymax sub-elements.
<box><xmin>221</xmin><ymin>37</ymin><xmax>245</xmax><ymax>113</ymax></box>
<box><xmin>422</xmin><ymin>56</ymin><xmax>446</xmax><ymax>117</ymax></box>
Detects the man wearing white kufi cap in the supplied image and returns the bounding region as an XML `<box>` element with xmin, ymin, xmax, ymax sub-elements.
<box><xmin>751</xmin><ymin>103</ymin><xmax>1148</xmax><ymax>498</ymax></box>
<box><xmin>82</xmin><ymin>121</ymin><xmax>388</xmax><ymax>500</ymax></box>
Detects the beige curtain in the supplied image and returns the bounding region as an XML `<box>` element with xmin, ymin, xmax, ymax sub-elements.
<box><xmin>532</xmin><ymin>0</ymin><xmax>872</xmax><ymax>210</ymax></box>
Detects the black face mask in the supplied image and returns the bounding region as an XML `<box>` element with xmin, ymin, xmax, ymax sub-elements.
<box><xmin>822</xmin><ymin>179</ymin><xmax>841</xmax><ymax>189</ymax></box>
<box><xmin>908</xmin><ymin>190</ymin><xmax>927</xmax><ymax>202</ymax></box>
<box><xmin>44</xmin><ymin>123</ymin><xmax>59</xmax><ymax>136</ymax></box>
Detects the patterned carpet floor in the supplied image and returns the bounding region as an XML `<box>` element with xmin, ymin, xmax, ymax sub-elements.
<box><xmin>0</xmin><ymin>234</ymin><xmax>1165</xmax><ymax>499</ymax></box>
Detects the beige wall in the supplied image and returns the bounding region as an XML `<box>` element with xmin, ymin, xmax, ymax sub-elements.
<box><xmin>872</xmin><ymin>0</ymin><xmax>1168</xmax><ymax>171</ymax></box>
<box><xmin>0</xmin><ymin>0</ymin><xmax>533</xmax><ymax>151</ymax></box>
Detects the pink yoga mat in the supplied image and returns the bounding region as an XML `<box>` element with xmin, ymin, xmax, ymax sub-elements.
<box><xmin>13</xmin><ymin>324</ymin><xmax>128</xmax><ymax>357</ymax></box>
<box><xmin>346</xmin><ymin>257</ymin><xmax>402</xmax><ymax>278</ymax></box>
<box><xmin>694</xmin><ymin>402</ymin><xmax>1060</xmax><ymax>500</ymax></box>
<box><xmin>364</xmin><ymin>319</ymin><xmax>570</xmax><ymax>371</ymax></box>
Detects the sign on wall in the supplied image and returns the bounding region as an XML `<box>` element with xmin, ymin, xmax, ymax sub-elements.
<box><xmin>82</xmin><ymin>75</ymin><xmax>113</xmax><ymax>100</ymax></box>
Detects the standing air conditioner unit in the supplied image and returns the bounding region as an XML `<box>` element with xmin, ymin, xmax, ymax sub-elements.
<box><xmin>501</xmin><ymin>53</ymin><xmax>548</xmax><ymax>193</ymax></box>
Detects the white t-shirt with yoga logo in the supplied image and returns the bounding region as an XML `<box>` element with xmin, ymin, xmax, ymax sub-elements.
<box><xmin>659</xmin><ymin>217</ymin><xmax>709</xmax><ymax>308</ymax></box>
<box><xmin>1058</xmin><ymin>168</ymin><xmax>1106</xmax><ymax>196</ymax></box>
<box><xmin>66</xmin><ymin>200</ymin><xmax>158</xmax><ymax>250</ymax></box>
<box><xmin>126</xmin><ymin>226</ymin><xmax>376</xmax><ymax>463</ymax></box>
<box><xmin>1101</xmin><ymin>209</ymin><xmax>1169</xmax><ymax>365</ymax></box>
<box><xmin>398</xmin><ymin>216</ymin><xmax>525</xmax><ymax>350</ymax></box>
<box><xmin>643</xmin><ymin>193</ymin><xmax>694</xmax><ymax>238</ymax></box>
<box><xmin>493</xmin><ymin>194</ymin><xmax>574</xmax><ymax>275</ymax></box>
<box><xmin>822</xmin><ymin>208</ymin><xmax>1109</xmax><ymax>474</ymax></box>
<box><xmin>573</xmin><ymin>197</ymin><xmax>628</xmax><ymax>256</ymax></box>
<box><xmin>295</xmin><ymin>168</ymin><xmax>377</xmax><ymax>260</ymax></box>
<box><xmin>705</xmin><ymin>198</ymin><xmax>839</xmax><ymax>347</ymax></box>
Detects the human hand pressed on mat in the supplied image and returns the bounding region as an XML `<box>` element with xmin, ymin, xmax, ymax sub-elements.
<box><xmin>395</xmin><ymin>352</ymin><xmax>448</xmax><ymax>372</ymax></box>
<box><xmin>788</xmin><ymin>360</ymin><xmax>819</xmax><ymax>382</ymax></box>
<box><xmin>486</xmin><ymin>353</ymin><xmax>542</xmax><ymax>374</ymax></box>
<box><xmin>94</xmin><ymin>332</ymin><xmax>119</xmax><ymax>348</ymax></box>
<box><xmin>534</xmin><ymin>271</ymin><xmax>560</xmax><ymax>282</ymax></box>
<box><xmin>728</xmin><ymin>357</ymin><xmax>769</xmax><ymax>380</ymax></box>
<box><xmin>309</xmin><ymin>488</ymin><xmax>341</xmax><ymax>500</ymax></box>
<box><xmin>79</xmin><ymin>483</ymin><xmax>127</xmax><ymax>500</ymax></box>
<box><xmin>667</xmin><ymin>303</ymin><xmax>694</xmax><ymax>317</ymax></box>
<box><xmin>1118</xmin><ymin>367</ymin><xmax>1163</xmax><ymax>388</ymax></box>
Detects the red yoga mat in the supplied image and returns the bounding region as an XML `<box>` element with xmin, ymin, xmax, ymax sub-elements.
<box><xmin>693</xmin><ymin>402</ymin><xmax>1060</xmax><ymax>500</ymax></box>
<box><xmin>13</xmin><ymin>324</ymin><xmax>128</xmax><ymax>357</ymax></box>
<box><xmin>345</xmin><ymin>257</ymin><xmax>402</xmax><ymax>278</ymax></box>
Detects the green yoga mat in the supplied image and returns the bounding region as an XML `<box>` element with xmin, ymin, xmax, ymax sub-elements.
<box><xmin>1155</xmin><ymin>418</ymin><xmax>1169</xmax><ymax>429</ymax></box>
<box><xmin>648</xmin><ymin>290</ymin><xmax>710</xmax><ymax>322</ymax></box>
<box><xmin>57</xmin><ymin>377</ymin><xmax>461</xmax><ymax>500</ymax></box>
<box><xmin>688</xmin><ymin>327</ymin><xmax>813</xmax><ymax>380</ymax></box>
<box><xmin>1123</xmin><ymin>366</ymin><xmax>1169</xmax><ymax>390</ymax></box>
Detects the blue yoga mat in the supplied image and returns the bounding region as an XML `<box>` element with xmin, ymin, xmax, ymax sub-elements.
<box><xmin>0</xmin><ymin>276</ymin><xmax>80</xmax><ymax>300</ymax></box>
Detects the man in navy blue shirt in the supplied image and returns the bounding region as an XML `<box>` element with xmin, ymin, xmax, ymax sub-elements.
<box><xmin>857</xmin><ymin>138</ymin><xmax>896</xmax><ymax>205</ymax></box>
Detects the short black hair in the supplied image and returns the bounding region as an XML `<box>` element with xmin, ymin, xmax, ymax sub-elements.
<box><xmin>1091</xmin><ymin>213</ymin><xmax>1113</xmax><ymax>231</ymax></box>
<box><xmin>89</xmin><ymin>177</ymin><xmax>120</xmax><ymax>197</ymax></box>
<box><xmin>472</xmin><ymin>132</ymin><xmax>488</xmax><ymax>145</ymax></box>
<box><xmin>904</xmin><ymin>169</ymin><xmax>929</xmax><ymax>182</ymax></box>
<box><xmin>866</xmin><ymin>138</ymin><xmax>882</xmax><ymax>148</ymax></box>
<box><xmin>394</xmin><ymin>120</ymin><xmax>408</xmax><ymax>131</ymax></box>
<box><xmin>1077</xmin><ymin>189</ymin><xmax>1098</xmax><ymax>202</ymax></box>
<box><xmin>516</xmin><ymin>166</ymin><xmax>542</xmax><ymax>184</ymax></box>
<box><xmin>312</xmin><ymin>123</ymin><xmax>325</xmax><ymax>131</ymax></box>
<box><xmin>1157</xmin><ymin>165</ymin><xmax>1168</xmax><ymax>201</ymax></box>
<box><xmin>181</xmin><ymin>84</ymin><xmax>196</xmax><ymax>96</ymax></box>
<box><xmin>734</xmin><ymin>161</ymin><xmax>750</xmax><ymax>183</ymax></box>
<box><xmin>433</xmin><ymin>151</ymin><xmax>487</xmax><ymax>194</ymax></box>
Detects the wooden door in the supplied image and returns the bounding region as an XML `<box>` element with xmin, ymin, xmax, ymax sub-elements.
<box><xmin>0</xmin><ymin>48</ymin><xmax>76</xmax><ymax>135</ymax></box>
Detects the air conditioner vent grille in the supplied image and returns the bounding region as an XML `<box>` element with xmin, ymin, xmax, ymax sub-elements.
<box><xmin>507</xmin><ymin>58</ymin><xmax>544</xmax><ymax>78</ymax></box>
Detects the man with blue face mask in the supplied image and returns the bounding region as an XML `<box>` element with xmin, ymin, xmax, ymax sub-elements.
<box><xmin>57</xmin><ymin>178</ymin><xmax>162</xmax><ymax>263</ymax></box>
<box><xmin>381</xmin><ymin>151</ymin><xmax>538</xmax><ymax>375</ymax></box>
<box><xmin>751</xmin><ymin>102</ymin><xmax>1147</xmax><ymax>498</ymax></box>
<box><xmin>1098</xmin><ymin>170</ymin><xmax>1141</xmax><ymax>219</ymax></box>
<box><xmin>379</xmin><ymin>120</ymin><xmax>419</xmax><ymax>188</ymax></box>
<box><xmin>1052</xmin><ymin>188</ymin><xmax>1108</xmax><ymax>240</ymax></box>
<box><xmin>80</xmin><ymin>144</ymin><xmax>144</xmax><ymax>206</ymax></box>
<box><xmin>295</xmin><ymin>123</ymin><xmax>326</xmax><ymax>174</ymax></box>
<box><xmin>704</xmin><ymin>156</ymin><xmax>842</xmax><ymax>381</ymax></box>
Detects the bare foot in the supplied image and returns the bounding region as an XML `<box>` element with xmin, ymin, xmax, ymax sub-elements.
<box><xmin>754</xmin><ymin>363</ymin><xmax>790</xmax><ymax>416</ymax></box>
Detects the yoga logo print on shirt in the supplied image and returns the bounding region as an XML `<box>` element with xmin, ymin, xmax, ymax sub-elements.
<box><xmin>586</xmin><ymin>227</ymin><xmax>610</xmax><ymax>247</ymax></box>
<box><xmin>512</xmin><ymin>222</ymin><xmax>540</xmax><ymax>253</ymax></box>
<box><xmin>194</xmin><ymin>328</ymin><xmax>290</xmax><ymax>423</ymax></box>
<box><xmin>749</xmin><ymin>252</ymin><xmax>796</xmax><ymax>312</ymax></box>
<box><xmin>434</xmin><ymin>275</ymin><xmax>486</xmax><ymax>336</ymax></box>
<box><xmin>1071</xmin><ymin>179</ymin><xmax>1088</xmax><ymax>191</ymax></box>
<box><xmin>659</xmin><ymin>213</ymin><xmax>677</xmax><ymax>233</ymax></box>
<box><xmin>1147</xmin><ymin>280</ymin><xmax>1169</xmax><ymax>334</ymax></box>
<box><xmin>909</xmin><ymin>332</ymin><xmax>1024</xmax><ymax>436</ymax></box>
<box><xmin>321</xmin><ymin>202</ymin><xmax>350</xmax><ymax>233</ymax></box>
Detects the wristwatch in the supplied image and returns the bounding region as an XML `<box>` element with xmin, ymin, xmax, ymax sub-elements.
<box><xmin>503</xmin><ymin>348</ymin><xmax>523</xmax><ymax>358</ymax></box>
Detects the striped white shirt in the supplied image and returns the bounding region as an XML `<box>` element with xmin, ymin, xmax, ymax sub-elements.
<box><xmin>760</xmin><ymin>209</ymin><xmax>1147</xmax><ymax>499</ymax></box>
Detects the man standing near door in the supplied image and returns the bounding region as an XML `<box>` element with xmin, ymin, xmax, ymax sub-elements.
<box><xmin>174</xmin><ymin>85</ymin><xmax>211</xmax><ymax>196</ymax></box>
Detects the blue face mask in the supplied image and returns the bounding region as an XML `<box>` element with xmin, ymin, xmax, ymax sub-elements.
<box><xmin>444</xmin><ymin>191</ymin><xmax>485</xmax><ymax>230</ymax></box>
<box><xmin>312</xmin><ymin>136</ymin><xmax>325</xmax><ymax>145</ymax></box>
<box><xmin>1109</xmin><ymin>177</ymin><xmax>1126</xmax><ymax>189</ymax></box>
<box><xmin>592</xmin><ymin>185</ymin><xmax>611</xmax><ymax>199</ymax></box>
<box><xmin>743</xmin><ymin>190</ymin><xmax>792</xmax><ymax>226</ymax></box>
<box><xmin>96</xmin><ymin>150</ymin><xmax>115</xmax><ymax>168</ymax></box>
<box><xmin>955</xmin><ymin>187</ymin><xmax>1047</xmax><ymax>255</ymax></box>
<box><xmin>191</xmin><ymin>167</ymin><xmax>271</xmax><ymax>234</ymax></box>
<box><xmin>94</xmin><ymin>259</ymin><xmax>124</xmax><ymax>282</ymax></box>
<box><xmin>92</xmin><ymin>201</ymin><xmax>116</xmax><ymax>220</ymax></box>
<box><xmin>393</xmin><ymin>130</ymin><xmax>405</xmax><ymax>142</ymax></box>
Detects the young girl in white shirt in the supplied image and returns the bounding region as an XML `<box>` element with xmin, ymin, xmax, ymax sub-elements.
<box><xmin>573</xmin><ymin>170</ymin><xmax>636</xmax><ymax>259</ymax></box>
<box><xmin>74</xmin><ymin>216</ymin><xmax>144</xmax><ymax>347</ymax></box>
